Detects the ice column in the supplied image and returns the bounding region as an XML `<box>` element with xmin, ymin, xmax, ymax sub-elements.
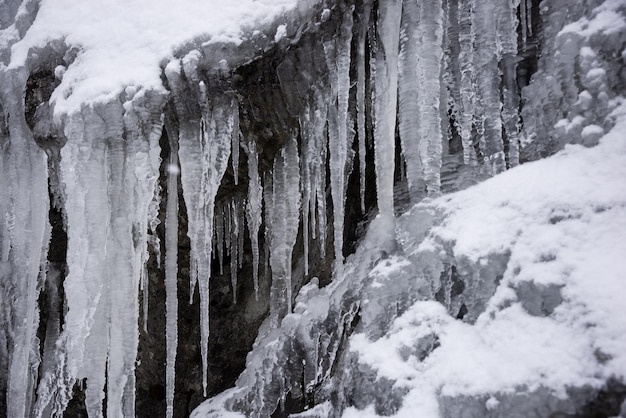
<box><xmin>398</xmin><ymin>0</ymin><xmax>426</xmax><ymax>201</ymax></box>
<box><xmin>417</xmin><ymin>0</ymin><xmax>444</xmax><ymax>194</ymax></box>
<box><xmin>0</xmin><ymin>69</ymin><xmax>49</xmax><ymax>418</ymax></box>
<box><xmin>323</xmin><ymin>7</ymin><xmax>353</xmax><ymax>270</ymax></box>
<box><xmin>268</xmin><ymin>137</ymin><xmax>301</xmax><ymax>327</ymax></box>
<box><xmin>244</xmin><ymin>139</ymin><xmax>263</xmax><ymax>300</ymax></box>
<box><xmin>373</xmin><ymin>0</ymin><xmax>402</xmax><ymax>220</ymax></box>
<box><xmin>472</xmin><ymin>0</ymin><xmax>505</xmax><ymax>174</ymax></box>
<box><xmin>497</xmin><ymin>0</ymin><xmax>520</xmax><ymax>167</ymax></box>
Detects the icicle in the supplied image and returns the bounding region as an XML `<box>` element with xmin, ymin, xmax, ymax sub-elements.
<box><xmin>231</xmin><ymin>102</ymin><xmax>240</xmax><ymax>185</ymax></box>
<box><xmin>263</xmin><ymin>171</ymin><xmax>274</xmax><ymax>283</ymax></box>
<box><xmin>526</xmin><ymin>0</ymin><xmax>532</xmax><ymax>39</ymax></box>
<box><xmin>324</xmin><ymin>7</ymin><xmax>353</xmax><ymax>270</ymax></box>
<box><xmin>299</xmin><ymin>108</ymin><xmax>312</xmax><ymax>277</ymax></box>
<box><xmin>357</xmin><ymin>0</ymin><xmax>373</xmax><ymax>213</ymax></box>
<box><xmin>244</xmin><ymin>139</ymin><xmax>262</xmax><ymax>300</ymax></box>
<box><xmin>216</xmin><ymin>202</ymin><xmax>225</xmax><ymax>275</ymax></box>
<box><xmin>373</xmin><ymin>0</ymin><xmax>402</xmax><ymax>220</ymax></box>
<box><xmin>237</xmin><ymin>197</ymin><xmax>245</xmax><ymax>269</ymax></box>
<box><xmin>472</xmin><ymin>0</ymin><xmax>505</xmax><ymax>174</ymax></box>
<box><xmin>0</xmin><ymin>70</ymin><xmax>49</xmax><ymax>418</ymax></box>
<box><xmin>417</xmin><ymin>0</ymin><xmax>444</xmax><ymax>195</ymax></box>
<box><xmin>520</xmin><ymin>0</ymin><xmax>528</xmax><ymax>49</ymax></box>
<box><xmin>33</xmin><ymin>91</ymin><xmax>163</xmax><ymax>417</ymax></box>
<box><xmin>176</xmin><ymin>88</ymin><xmax>233</xmax><ymax>394</ymax></box>
<box><xmin>269</xmin><ymin>137</ymin><xmax>300</xmax><ymax>327</ymax></box>
<box><xmin>497</xmin><ymin>0</ymin><xmax>521</xmax><ymax>167</ymax></box>
<box><xmin>313</xmin><ymin>94</ymin><xmax>328</xmax><ymax>258</ymax></box>
<box><xmin>398</xmin><ymin>0</ymin><xmax>425</xmax><ymax>202</ymax></box>
<box><xmin>225</xmin><ymin>200</ymin><xmax>232</xmax><ymax>258</ymax></box>
<box><xmin>230</xmin><ymin>198</ymin><xmax>239</xmax><ymax>304</ymax></box>
<box><xmin>165</xmin><ymin>131</ymin><xmax>180</xmax><ymax>418</ymax></box>
<box><xmin>458</xmin><ymin>0</ymin><xmax>477</xmax><ymax>166</ymax></box>
<box><xmin>82</xmin><ymin>285</ymin><xmax>109</xmax><ymax>418</ymax></box>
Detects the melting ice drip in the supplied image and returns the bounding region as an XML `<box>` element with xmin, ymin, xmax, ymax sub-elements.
<box><xmin>0</xmin><ymin>0</ymin><xmax>535</xmax><ymax>416</ymax></box>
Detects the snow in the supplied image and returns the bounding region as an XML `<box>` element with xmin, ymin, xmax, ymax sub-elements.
<box><xmin>8</xmin><ymin>0</ymin><xmax>305</xmax><ymax>115</ymax></box>
<box><xmin>348</xmin><ymin>101</ymin><xmax>626</xmax><ymax>416</ymax></box>
<box><xmin>559</xmin><ymin>0</ymin><xmax>626</xmax><ymax>38</ymax></box>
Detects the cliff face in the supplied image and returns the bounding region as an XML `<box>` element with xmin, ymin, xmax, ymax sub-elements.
<box><xmin>1</xmin><ymin>0</ymin><xmax>625</xmax><ymax>417</ymax></box>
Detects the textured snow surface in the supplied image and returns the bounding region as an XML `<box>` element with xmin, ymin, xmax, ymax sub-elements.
<box><xmin>347</xmin><ymin>101</ymin><xmax>626</xmax><ymax>417</ymax></box>
<box><xmin>8</xmin><ymin>0</ymin><xmax>303</xmax><ymax>114</ymax></box>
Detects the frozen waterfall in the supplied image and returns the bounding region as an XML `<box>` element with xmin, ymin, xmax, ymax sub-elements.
<box><xmin>2</xmin><ymin>0</ymin><xmax>624</xmax><ymax>416</ymax></box>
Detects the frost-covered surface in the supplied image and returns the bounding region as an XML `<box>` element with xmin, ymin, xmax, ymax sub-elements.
<box><xmin>348</xmin><ymin>102</ymin><xmax>626</xmax><ymax>417</ymax></box>
<box><xmin>5</xmin><ymin>0</ymin><xmax>306</xmax><ymax>115</ymax></box>
<box><xmin>195</xmin><ymin>101</ymin><xmax>626</xmax><ymax>418</ymax></box>
<box><xmin>521</xmin><ymin>0</ymin><xmax>626</xmax><ymax>158</ymax></box>
<box><xmin>2</xmin><ymin>0</ymin><xmax>626</xmax><ymax>416</ymax></box>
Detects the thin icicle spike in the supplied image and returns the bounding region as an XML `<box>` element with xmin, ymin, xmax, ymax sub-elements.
<box><xmin>237</xmin><ymin>197</ymin><xmax>245</xmax><ymax>269</ymax></box>
<box><xmin>263</xmin><ymin>171</ymin><xmax>274</xmax><ymax>283</ymax></box>
<box><xmin>230</xmin><ymin>198</ymin><xmax>239</xmax><ymax>304</ymax></box>
<box><xmin>300</xmin><ymin>109</ymin><xmax>312</xmax><ymax>277</ymax></box>
<box><xmin>165</xmin><ymin>132</ymin><xmax>180</xmax><ymax>418</ymax></box>
<box><xmin>357</xmin><ymin>0</ymin><xmax>373</xmax><ymax>213</ymax></box>
<box><xmin>244</xmin><ymin>139</ymin><xmax>263</xmax><ymax>300</ymax></box>
<box><xmin>232</xmin><ymin>103</ymin><xmax>240</xmax><ymax>185</ymax></box>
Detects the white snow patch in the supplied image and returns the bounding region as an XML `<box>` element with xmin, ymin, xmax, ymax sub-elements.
<box><xmin>8</xmin><ymin>0</ymin><xmax>308</xmax><ymax>115</ymax></box>
<box><xmin>274</xmin><ymin>24</ymin><xmax>288</xmax><ymax>42</ymax></box>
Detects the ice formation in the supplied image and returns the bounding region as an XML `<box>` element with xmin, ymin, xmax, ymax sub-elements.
<box><xmin>1</xmin><ymin>0</ymin><xmax>625</xmax><ymax>416</ymax></box>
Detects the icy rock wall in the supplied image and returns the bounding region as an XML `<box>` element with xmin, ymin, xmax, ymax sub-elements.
<box><xmin>1</xmin><ymin>0</ymin><xmax>625</xmax><ymax>417</ymax></box>
<box><xmin>521</xmin><ymin>0</ymin><xmax>626</xmax><ymax>159</ymax></box>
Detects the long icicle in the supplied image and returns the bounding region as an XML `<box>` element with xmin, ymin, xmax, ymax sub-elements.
<box><xmin>165</xmin><ymin>129</ymin><xmax>180</xmax><ymax>418</ymax></box>
<box><xmin>357</xmin><ymin>0</ymin><xmax>373</xmax><ymax>213</ymax></box>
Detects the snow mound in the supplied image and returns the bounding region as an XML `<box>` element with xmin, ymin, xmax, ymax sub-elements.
<box><xmin>349</xmin><ymin>101</ymin><xmax>626</xmax><ymax>416</ymax></box>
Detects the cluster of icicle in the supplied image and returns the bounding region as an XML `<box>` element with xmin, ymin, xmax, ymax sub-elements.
<box><xmin>0</xmin><ymin>0</ymin><xmax>529</xmax><ymax>416</ymax></box>
<box><xmin>206</xmin><ymin>0</ymin><xmax>526</xmax><ymax>415</ymax></box>
<box><xmin>0</xmin><ymin>62</ymin><xmax>167</xmax><ymax>417</ymax></box>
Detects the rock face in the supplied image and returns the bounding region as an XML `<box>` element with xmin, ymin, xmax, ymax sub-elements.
<box><xmin>1</xmin><ymin>0</ymin><xmax>625</xmax><ymax>417</ymax></box>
